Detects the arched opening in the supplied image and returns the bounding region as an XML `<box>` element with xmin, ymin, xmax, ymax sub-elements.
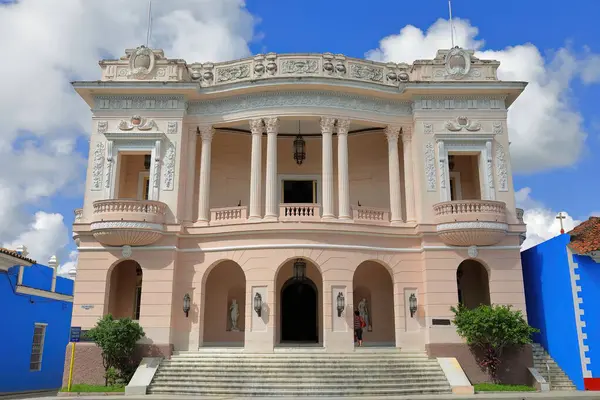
<box><xmin>276</xmin><ymin>258</ymin><xmax>323</xmax><ymax>345</ymax></box>
<box><xmin>457</xmin><ymin>259</ymin><xmax>491</xmax><ymax>309</ymax></box>
<box><xmin>107</xmin><ymin>260</ymin><xmax>142</xmax><ymax>320</ymax></box>
<box><xmin>353</xmin><ymin>261</ymin><xmax>395</xmax><ymax>345</ymax></box>
<box><xmin>202</xmin><ymin>260</ymin><xmax>246</xmax><ymax>346</ymax></box>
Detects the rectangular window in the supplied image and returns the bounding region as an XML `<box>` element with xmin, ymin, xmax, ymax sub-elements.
<box><xmin>30</xmin><ymin>323</ymin><xmax>47</xmax><ymax>371</ymax></box>
<box><xmin>282</xmin><ymin>180</ymin><xmax>317</xmax><ymax>204</ymax></box>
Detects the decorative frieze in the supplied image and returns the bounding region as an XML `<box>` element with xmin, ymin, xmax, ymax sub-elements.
<box><xmin>349</xmin><ymin>63</ymin><xmax>383</xmax><ymax>82</ymax></box>
<box><xmin>424</xmin><ymin>142</ymin><xmax>437</xmax><ymax>192</ymax></box>
<box><xmin>216</xmin><ymin>63</ymin><xmax>251</xmax><ymax>82</ymax></box>
<box><xmin>188</xmin><ymin>91</ymin><xmax>412</xmax><ymax>117</ymax></box>
<box><xmin>93</xmin><ymin>95</ymin><xmax>186</xmax><ymax>111</ymax></box>
<box><xmin>495</xmin><ymin>143</ymin><xmax>508</xmax><ymax>191</ymax></box>
<box><xmin>91</xmin><ymin>142</ymin><xmax>105</xmax><ymax>191</ymax></box>
<box><xmin>281</xmin><ymin>59</ymin><xmax>319</xmax><ymax>74</ymax></box>
<box><xmin>413</xmin><ymin>96</ymin><xmax>506</xmax><ymax>111</ymax></box>
<box><xmin>162</xmin><ymin>142</ymin><xmax>176</xmax><ymax>191</ymax></box>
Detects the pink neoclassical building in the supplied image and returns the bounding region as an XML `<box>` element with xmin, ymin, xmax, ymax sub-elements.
<box><xmin>68</xmin><ymin>46</ymin><xmax>529</xmax><ymax>386</ymax></box>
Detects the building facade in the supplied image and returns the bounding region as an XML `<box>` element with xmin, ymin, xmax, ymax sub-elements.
<box><xmin>0</xmin><ymin>248</ymin><xmax>74</xmax><ymax>394</ymax></box>
<box><xmin>522</xmin><ymin>218</ymin><xmax>600</xmax><ymax>390</ymax></box>
<box><xmin>70</xmin><ymin>46</ymin><xmax>527</xmax><ymax>361</ymax></box>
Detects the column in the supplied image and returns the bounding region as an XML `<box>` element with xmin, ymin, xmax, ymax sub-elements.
<box><xmin>249</xmin><ymin>118</ymin><xmax>264</xmax><ymax>220</ymax></box>
<box><xmin>402</xmin><ymin>127</ymin><xmax>416</xmax><ymax>222</ymax></box>
<box><xmin>321</xmin><ymin>117</ymin><xmax>336</xmax><ymax>219</ymax></box>
<box><xmin>336</xmin><ymin>118</ymin><xmax>351</xmax><ymax>220</ymax></box>
<box><xmin>197</xmin><ymin>126</ymin><xmax>214</xmax><ymax>224</ymax></box>
<box><xmin>264</xmin><ymin>117</ymin><xmax>280</xmax><ymax>220</ymax></box>
<box><xmin>385</xmin><ymin>126</ymin><xmax>403</xmax><ymax>224</ymax></box>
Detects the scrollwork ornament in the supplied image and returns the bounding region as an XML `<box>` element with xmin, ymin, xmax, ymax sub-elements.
<box><xmin>424</xmin><ymin>142</ymin><xmax>436</xmax><ymax>191</ymax></box>
<box><xmin>97</xmin><ymin>121</ymin><xmax>108</xmax><ymax>134</ymax></box>
<box><xmin>122</xmin><ymin>245</ymin><xmax>132</xmax><ymax>259</ymax></box>
<box><xmin>91</xmin><ymin>142</ymin><xmax>105</xmax><ymax>191</ymax></box>
<box><xmin>444</xmin><ymin>116</ymin><xmax>481</xmax><ymax>132</ymax></box>
<box><xmin>493</xmin><ymin>121</ymin><xmax>503</xmax><ymax>135</ymax></box>
<box><xmin>423</xmin><ymin>123</ymin><xmax>434</xmax><ymax>134</ymax></box>
<box><xmin>167</xmin><ymin>121</ymin><xmax>177</xmax><ymax>134</ymax></box>
<box><xmin>162</xmin><ymin>142</ymin><xmax>176</xmax><ymax>191</ymax></box>
<box><xmin>495</xmin><ymin>143</ymin><xmax>508</xmax><ymax>191</ymax></box>
<box><xmin>281</xmin><ymin>59</ymin><xmax>318</xmax><ymax>74</ymax></box>
<box><xmin>118</xmin><ymin>115</ymin><xmax>155</xmax><ymax>131</ymax></box>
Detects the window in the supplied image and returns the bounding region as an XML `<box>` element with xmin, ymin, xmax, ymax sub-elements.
<box><xmin>133</xmin><ymin>265</ymin><xmax>143</xmax><ymax>320</ymax></box>
<box><xmin>30</xmin><ymin>323</ymin><xmax>47</xmax><ymax>371</ymax></box>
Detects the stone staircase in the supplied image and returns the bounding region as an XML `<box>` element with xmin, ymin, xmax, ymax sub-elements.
<box><xmin>532</xmin><ymin>343</ymin><xmax>577</xmax><ymax>391</ymax></box>
<box><xmin>147</xmin><ymin>349</ymin><xmax>452</xmax><ymax>397</ymax></box>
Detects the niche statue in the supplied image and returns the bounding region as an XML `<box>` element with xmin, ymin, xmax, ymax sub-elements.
<box><xmin>230</xmin><ymin>299</ymin><xmax>240</xmax><ymax>331</ymax></box>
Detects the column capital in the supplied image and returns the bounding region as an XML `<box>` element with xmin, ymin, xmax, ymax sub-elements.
<box><xmin>320</xmin><ymin>117</ymin><xmax>336</xmax><ymax>134</ymax></box>
<box><xmin>384</xmin><ymin>125</ymin><xmax>401</xmax><ymax>142</ymax></box>
<box><xmin>197</xmin><ymin>125</ymin><xmax>214</xmax><ymax>142</ymax></box>
<box><xmin>336</xmin><ymin>118</ymin><xmax>351</xmax><ymax>135</ymax></box>
<box><xmin>249</xmin><ymin>118</ymin><xmax>264</xmax><ymax>135</ymax></box>
<box><xmin>264</xmin><ymin>117</ymin><xmax>280</xmax><ymax>135</ymax></box>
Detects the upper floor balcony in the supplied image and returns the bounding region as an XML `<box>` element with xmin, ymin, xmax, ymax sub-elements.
<box><xmin>433</xmin><ymin>200</ymin><xmax>508</xmax><ymax>246</ymax></box>
<box><xmin>90</xmin><ymin>199</ymin><xmax>167</xmax><ymax>246</ymax></box>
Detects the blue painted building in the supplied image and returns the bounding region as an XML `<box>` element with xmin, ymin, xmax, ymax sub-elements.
<box><xmin>0</xmin><ymin>248</ymin><xmax>74</xmax><ymax>394</ymax></box>
<box><xmin>522</xmin><ymin>217</ymin><xmax>600</xmax><ymax>391</ymax></box>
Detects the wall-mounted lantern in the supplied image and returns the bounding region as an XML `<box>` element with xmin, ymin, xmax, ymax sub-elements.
<box><xmin>409</xmin><ymin>293</ymin><xmax>418</xmax><ymax>318</ymax></box>
<box><xmin>253</xmin><ymin>292</ymin><xmax>263</xmax><ymax>317</ymax></box>
<box><xmin>336</xmin><ymin>292</ymin><xmax>345</xmax><ymax>317</ymax></box>
<box><xmin>183</xmin><ymin>293</ymin><xmax>191</xmax><ymax>318</ymax></box>
<box><xmin>293</xmin><ymin>258</ymin><xmax>306</xmax><ymax>280</ymax></box>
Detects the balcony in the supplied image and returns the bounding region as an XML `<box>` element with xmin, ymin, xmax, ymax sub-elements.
<box><xmin>433</xmin><ymin>200</ymin><xmax>508</xmax><ymax>246</ymax></box>
<box><xmin>90</xmin><ymin>199</ymin><xmax>167</xmax><ymax>246</ymax></box>
<box><xmin>279</xmin><ymin>204</ymin><xmax>321</xmax><ymax>222</ymax></box>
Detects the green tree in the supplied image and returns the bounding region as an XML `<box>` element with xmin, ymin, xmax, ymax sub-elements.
<box><xmin>451</xmin><ymin>304</ymin><xmax>538</xmax><ymax>382</ymax></box>
<box><xmin>86</xmin><ymin>315</ymin><xmax>145</xmax><ymax>386</ymax></box>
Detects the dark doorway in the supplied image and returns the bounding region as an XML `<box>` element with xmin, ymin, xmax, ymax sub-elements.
<box><xmin>283</xmin><ymin>180</ymin><xmax>316</xmax><ymax>204</ymax></box>
<box><xmin>281</xmin><ymin>278</ymin><xmax>318</xmax><ymax>343</ymax></box>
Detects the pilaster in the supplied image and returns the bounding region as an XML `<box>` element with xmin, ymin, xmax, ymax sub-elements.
<box><xmin>385</xmin><ymin>126</ymin><xmax>403</xmax><ymax>224</ymax></box>
<box><xmin>321</xmin><ymin>117</ymin><xmax>336</xmax><ymax>220</ymax></box>
<box><xmin>197</xmin><ymin>126</ymin><xmax>214</xmax><ymax>224</ymax></box>
<box><xmin>336</xmin><ymin>118</ymin><xmax>351</xmax><ymax>220</ymax></box>
<box><xmin>249</xmin><ymin>119</ymin><xmax>264</xmax><ymax>220</ymax></box>
<box><xmin>264</xmin><ymin>117</ymin><xmax>280</xmax><ymax>221</ymax></box>
<box><xmin>402</xmin><ymin>126</ymin><xmax>416</xmax><ymax>222</ymax></box>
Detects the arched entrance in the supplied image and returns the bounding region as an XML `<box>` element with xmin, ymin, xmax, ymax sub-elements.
<box><xmin>276</xmin><ymin>258</ymin><xmax>323</xmax><ymax>345</ymax></box>
<box><xmin>457</xmin><ymin>259</ymin><xmax>491</xmax><ymax>309</ymax></box>
<box><xmin>202</xmin><ymin>260</ymin><xmax>246</xmax><ymax>346</ymax></box>
<box><xmin>106</xmin><ymin>260</ymin><xmax>142</xmax><ymax>320</ymax></box>
<box><xmin>281</xmin><ymin>277</ymin><xmax>318</xmax><ymax>342</ymax></box>
<box><xmin>353</xmin><ymin>261</ymin><xmax>395</xmax><ymax>345</ymax></box>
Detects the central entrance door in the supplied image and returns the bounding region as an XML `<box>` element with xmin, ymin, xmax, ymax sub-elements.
<box><xmin>280</xmin><ymin>277</ymin><xmax>318</xmax><ymax>343</ymax></box>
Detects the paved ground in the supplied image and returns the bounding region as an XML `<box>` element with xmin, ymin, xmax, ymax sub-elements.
<box><xmin>18</xmin><ymin>392</ymin><xmax>600</xmax><ymax>400</ymax></box>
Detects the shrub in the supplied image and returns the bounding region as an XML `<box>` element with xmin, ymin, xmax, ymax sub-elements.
<box><xmin>451</xmin><ymin>304</ymin><xmax>538</xmax><ymax>382</ymax></box>
<box><xmin>86</xmin><ymin>315</ymin><xmax>145</xmax><ymax>385</ymax></box>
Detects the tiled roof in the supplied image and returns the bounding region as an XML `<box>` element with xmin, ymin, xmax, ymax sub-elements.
<box><xmin>568</xmin><ymin>217</ymin><xmax>600</xmax><ymax>255</ymax></box>
<box><xmin>0</xmin><ymin>248</ymin><xmax>37</xmax><ymax>264</ymax></box>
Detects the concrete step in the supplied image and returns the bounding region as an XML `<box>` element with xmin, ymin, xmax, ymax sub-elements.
<box><xmin>531</xmin><ymin>343</ymin><xmax>577</xmax><ymax>391</ymax></box>
<box><xmin>154</xmin><ymin>370</ymin><xmax>447</xmax><ymax>378</ymax></box>
<box><xmin>152</xmin><ymin>375</ymin><xmax>447</xmax><ymax>383</ymax></box>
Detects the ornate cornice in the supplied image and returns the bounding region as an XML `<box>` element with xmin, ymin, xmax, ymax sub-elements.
<box><xmin>93</xmin><ymin>95</ymin><xmax>186</xmax><ymax>111</ymax></box>
<box><xmin>412</xmin><ymin>96</ymin><xmax>507</xmax><ymax>111</ymax></box>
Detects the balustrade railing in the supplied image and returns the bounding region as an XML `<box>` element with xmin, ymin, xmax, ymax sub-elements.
<box><xmin>279</xmin><ymin>204</ymin><xmax>321</xmax><ymax>221</ymax></box>
<box><xmin>210</xmin><ymin>206</ymin><xmax>248</xmax><ymax>225</ymax></box>
<box><xmin>93</xmin><ymin>199</ymin><xmax>167</xmax><ymax>216</ymax></box>
<box><xmin>352</xmin><ymin>206</ymin><xmax>390</xmax><ymax>224</ymax></box>
<box><xmin>433</xmin><ymin>200</ymin><xmax>506</xmax><ymax>217</ymax></box>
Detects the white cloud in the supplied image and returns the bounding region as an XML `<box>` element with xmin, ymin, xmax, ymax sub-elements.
<box><xmin>515</xmin><ymin>187</ymin><xmax>581</xmax><ymax>250</ymax></box>
<box><xmin>366</xmin><ymin>18</ymin><xmax>597</xmax><ymax>174</ymax></box>
<box><xmin>0</xmin><ymin>0</ymin><xmax>258</xmax><ymax>266</ymax></box>
<box><xmin>59</xmin><ymin>250</ymin><xmax>79</xmax><ymax>278</ymax></box>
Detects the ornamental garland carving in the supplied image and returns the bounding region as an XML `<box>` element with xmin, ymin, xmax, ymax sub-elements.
<box><xmin>105</xmin><ymin>141</ymin><xmax>114</xmax><ymax>190</ymax></box>
<box><xmin>162</xmin><ymin>142</ymin><xmax>176</xmax><ymax>191</ymax></box>
<box><xmin>167</xmin><ymin>121</ymin><xmax>177</xmax><ymax>134</ymax></box>
<box><xmin>281</xmin><ymin>59</ymin><xmax>319</xmax><ymax>74</ymax></box>
<box><xmin>216</xmin><ymin>64</ymin><xmax>251</xmax><ymax>82</ymax></box>
<box><xmin>349</xmin><ymin>64</ymin><xmax>383</xmax><ymax>82</ymax></box>
<box><xmin>438</xmin><ymin>141</ymin><xmax>446</xmax><ymax>190</ymax></box>
<box><xmin>188</xmin><ymin>91</ymin><xmax>411</xmax><ymax>116</ymax></box>
<box><xmin>445</xmin><ymin>116</ymin><xmax>481</xmax><ymax>132</ymax></box>
<box><xmin>495</xmin><ymin>143</ymin><xmax>508</xmax><ymax>191</ymax></box>
<box><xmin>424</xmin><ymin>142</ymin><xmax>437</xmax><ymax>191</ymax></box>
<box><xmin>118</xmin><ymin>115</ymin><xmax>155</xmax><ymax>131</ymax></box>
<box><xmin>97</xmin><ymin>121</ymin><xmax>108</xmax><ymax>134</ymax></box>
<box><xmin>91</xmin><ymin>142</ymin><xmax>105</xmax><ymax>191</ymax></box>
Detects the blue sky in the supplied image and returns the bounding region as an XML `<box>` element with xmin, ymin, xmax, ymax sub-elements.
<box><xmin>0</xmin><ymin>0</ymin><xmax>598</xmax><ymax>268</ymax></box>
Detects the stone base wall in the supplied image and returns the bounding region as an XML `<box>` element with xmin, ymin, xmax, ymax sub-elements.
<box><xmin>427</xmin><ymin>343</ymin><xmax>533</xmax><ymax>385</ymax></box>
<box><xmin>61</xmin><ymin>342</ymin><xmax>173</xmax><ymax>387</ymax></box>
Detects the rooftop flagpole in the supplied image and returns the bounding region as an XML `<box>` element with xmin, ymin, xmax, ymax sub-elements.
<box><xmin>448</xmin><ymin>0</ymin><xmax>455</xmax><ymax>48</ymax></box>
<box><xmin>146</xmin><ymin>0</ymin><xmax>153</xmax><ymax>47</ymax></box>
